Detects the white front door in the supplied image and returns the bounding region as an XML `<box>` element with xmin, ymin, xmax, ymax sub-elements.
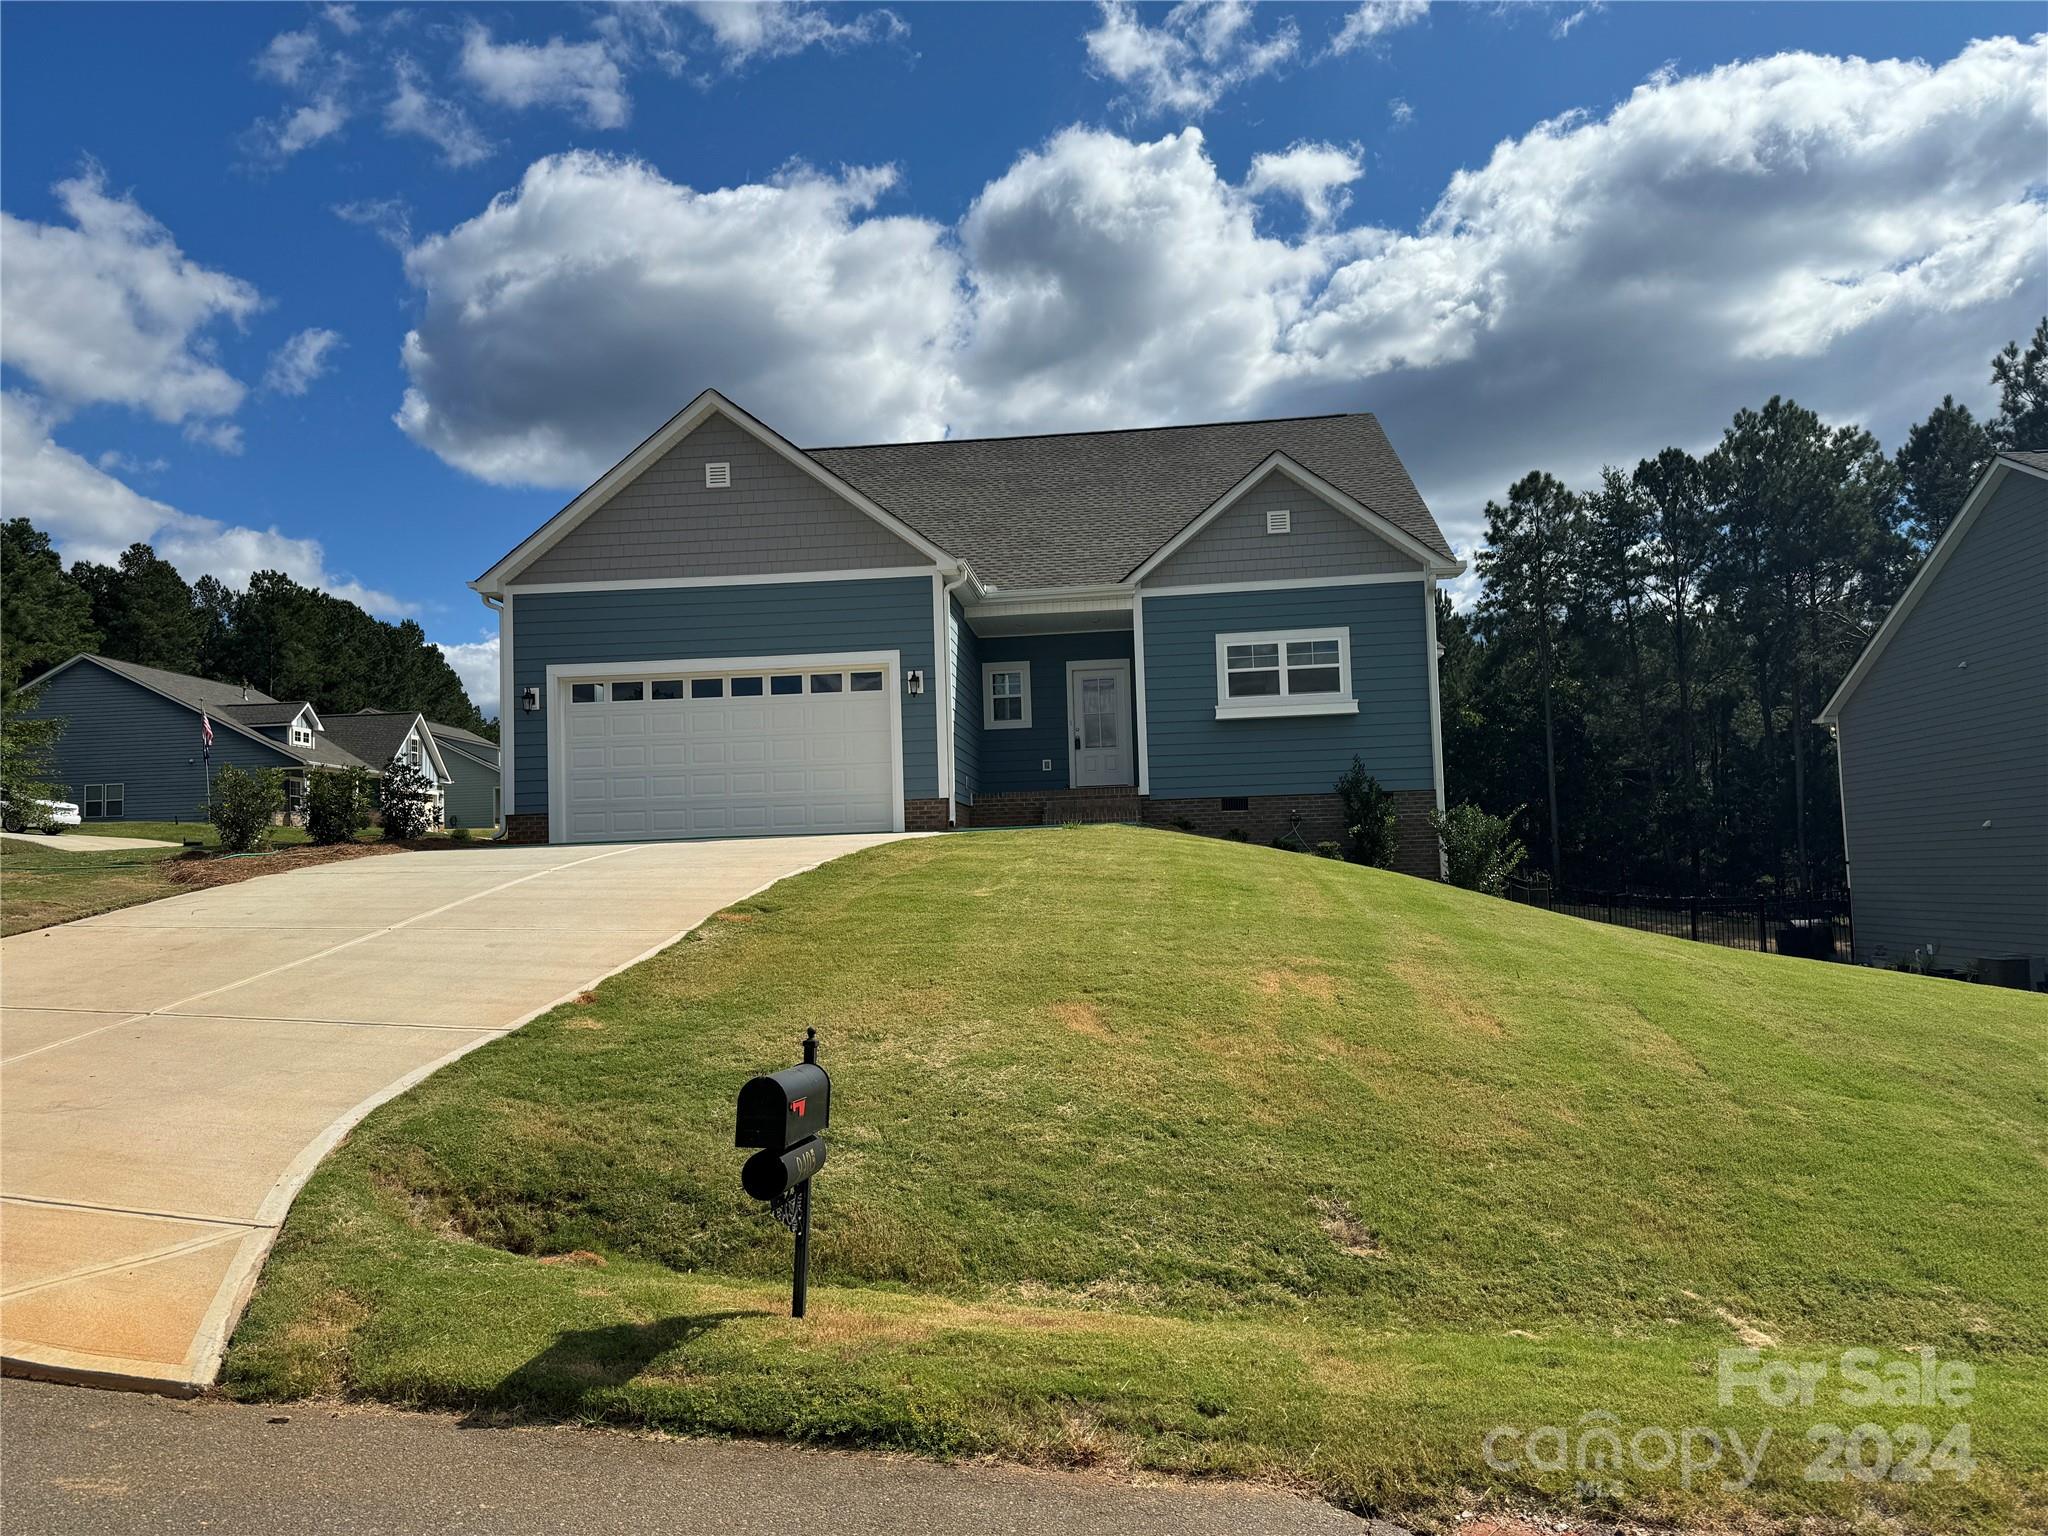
<box><xmin>1068</xmin><ymin>661</ymin><xmax>1132</xmax><ymax>788</ymax></box>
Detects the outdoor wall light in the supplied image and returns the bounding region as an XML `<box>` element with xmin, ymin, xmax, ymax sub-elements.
<box><xmin>905</xmin><ymin>669</ymin><xmax>924</xmax><ymax>697</ymax></box>
<box><xmin>521</xmin><ymin>686</ymin><xmax>541</xmax><ymax>714</ymax></box>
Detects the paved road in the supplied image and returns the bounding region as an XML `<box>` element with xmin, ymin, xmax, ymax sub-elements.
<box><xmin>0</xmin><ymin>830</ymin><xmax>180</xmax><ymax>851</ymax></box>
<box><xmin>2</xmin><ymin>1380</ymin><xmax>1384</xmax><ymax>1536</ymax></box>
<box><xmin>0</xmin><ymin>835</ymin><xmax>909</xmax><ymax>1394</ymax></box>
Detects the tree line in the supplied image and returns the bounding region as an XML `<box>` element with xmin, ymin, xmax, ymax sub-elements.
<box><xmin>1</xmin><ymin>522</ymin><xmax>493</xmax><ymax>737</ymax></box>
<box><xmin>1439</xmin><ymin>319</ymin><xmax>2046</xmax><ymax>898</ymax></box>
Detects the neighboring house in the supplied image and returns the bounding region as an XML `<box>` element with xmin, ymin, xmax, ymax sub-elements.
<box><xmin>1818</xmin><ymin>449</ymin><xmax>2048</xmax><ymax>987</ymax></box>
<box><xmin>345</xmin><ymin>710</ymin><xmax>502</xmax><ymax>831</ymax></box>
<box><xmin>20</xmin><ymin>655</ymin><xmax>376</xmax><ymax>822</ymax></box>
<box><xmin>472</xmin><ymin>389</ymin><xmax>1464</xmax><ymax>873</ymax></box>
<box><xmin>318</xmin><ymin>710</ymin><xmax>456</xmax><ymax>824</ymax></box>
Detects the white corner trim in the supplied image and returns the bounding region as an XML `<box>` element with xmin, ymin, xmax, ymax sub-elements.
<box><xmin>542</xmin><ymin>650</ymin><xmax>907</xmax><ymax>844</ymax></box>
<box><xmin>1132</xmin><ymin>595</ymin><xmax>1151</xmax><ymax>797</ymax></box>
<box><xmin>982</xmin><ymin>658</ymin><xmax>1033</xmax><ymax>730</ymax></box>
<box><xmin>1424</xmin><ymin>576</ymin><xmax>1447</xmax><ymax>817</ymax></box>
<box><xmin>503</xmin><ymin>567</ymin><xmax>940</xmax><ymax>596</ymax></box>
<box><xmin>496</xmin><ymin>593</ymin><xmax>515</xmax><ymax>817</ymax></box>
<box><xmin>1214</xmin><ymin>700</ymin><xmax>1360</xmax><ymax>721</ymax></box>
<box><xmin>471</xmin><ymin>388</ymin><xmax>955</xmax><ymax>594</ymax></box>
<box><xmin>1817</xmin><ymin>455</ymin><xmax>2046</xmax><ymax>724</ymax></box>
<box><xmin>1127</xmin><ymin>451</ymin><xmax>1462</xmax><ymax>584</ymax></box>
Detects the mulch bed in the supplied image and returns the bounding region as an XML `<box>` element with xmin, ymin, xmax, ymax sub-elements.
<box><xmin>162</xmin><ymin>839</ymin><xmax>483</xmax><ymax>890</ymax></box>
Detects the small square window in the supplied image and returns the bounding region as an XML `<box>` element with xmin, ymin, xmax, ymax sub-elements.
<box><xmin>849</xmin><ymin>670</ymin><xmax>883</xmax><ymax>692</ymax></box>
<box><xmin>570</xmin><ymin>683</ymin><xmax>600</xmax><ymax>703</ymax></box>
<box><xmin>810</xmin><ymin>673</ymin><xmax>843</xmax><ymax>693</ymax></box>
<box><xmin>770</xmin><ymin>675</ymin><xmax>803</xmax><ymax>696</ymax></box>
<box><xmin>691</xmin><ymin>678</ymin><xmax>724</xmax><ymax>699</ymax></box>
<box><xmin>611</xmin><ymin>681</ymin><xmax>644</xmax><ymax>702</ymax></box>
<box><xmin>705</xmin><ymin>461</ymin><xmax>731</xmax><ymax>488</ymax></box>
<box><xmin>983</xmin><ymin>662</ymin><xmax>1032</xmax><ymax>729</ymax></box>
<box><xmin>731</xmin><ymin>676</ymin><xmax>765</xmax><ymax>697</ymax></box>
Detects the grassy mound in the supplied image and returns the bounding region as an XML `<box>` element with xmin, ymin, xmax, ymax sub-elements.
<box><xmin>226</xmin><ymin>826</ymin><xmax>2047</xmax><ymax>1531</ymax></box>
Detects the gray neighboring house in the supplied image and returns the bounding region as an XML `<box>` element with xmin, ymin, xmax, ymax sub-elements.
<box><xmin>342</xmin><ymin>710</ymin><xmax>501</xmax><ymax>830</ymax></box>
<box><xmin>473</xmin><ymin>388</ymin><xmax>1465</xmax><ymax>871</ymax></box>
<box><xmin>1818</xmin><ymin>449</ymin><xmax>2048</xmax><ymax>987</ymax></box>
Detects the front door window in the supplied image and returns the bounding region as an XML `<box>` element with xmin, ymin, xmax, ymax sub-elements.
<box><xmin>1069</xmin><ymin>665</ymin><xmax>1131</xmax><ymax>788</ymax></box>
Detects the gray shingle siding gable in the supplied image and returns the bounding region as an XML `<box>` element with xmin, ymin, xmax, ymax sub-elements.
<box><xmin>21</xmin><ymin>661</ymin><xmax>298</xmax><ymax>820</ymax></box>
<box><xmin>509</xmin><ymin>577</ymin><xmax>938</xmax><ymax>815</ymax></box>
<box><xmin>1142</xmin><ymin>470</ymin><xmax>1422</xmax><ymax>587</ymax></box>
<box><xmin>516</xmin><ymin>417</ymin><xmax>930</xmax><ymax>586</ymax></box>
<box><xmin>1835</xmin><ymin>467</ymin><xmax>2048</xmax><ymax>982</ymax></box>
<box><xmin>1141</xmin><ymin>582</ymin><xmax>1434</xmax><ymax>797</ymax></box>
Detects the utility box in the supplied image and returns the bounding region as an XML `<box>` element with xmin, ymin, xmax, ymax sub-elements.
<box><xmin>735</xmin><ymin>1062</ymin><xmax>831</xmax><ymax>1151</ymax></box>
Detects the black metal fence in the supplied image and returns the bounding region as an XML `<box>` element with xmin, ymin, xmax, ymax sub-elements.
<box><xmin>1506</xmin><ymin>881</ymin><xmax>1853</xmax><ymax>961</ymax></box>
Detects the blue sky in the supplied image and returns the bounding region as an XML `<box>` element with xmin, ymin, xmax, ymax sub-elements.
<box><xmin>3</xmin><ymin>2</ymin><xmax>2042</xmax><ymax>716</ymax></box>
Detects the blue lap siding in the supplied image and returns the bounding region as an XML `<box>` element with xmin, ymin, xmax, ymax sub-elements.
<box><xmin>975</xmin><ymin>630</ymin><xmax>1136</xmax><ymax>793</ymax></box>
<box><xmin>20</xmin><ymin>661</ymin><xmax>298</xmax><ymax>821</ymax></box>
<box><xmin>949</xmin><ymin>596</ymin><xmax>980</xmax><ymax>804</ymax></box>
<box><xmin>1139</xmin><ymin>582</ymin><xmax>1433</xmax><ymax>795</ymax></box>
<box><xmin>509</xmin><ymin>578</ymin><xmax>939</xmax><ymax>815</ymax></box>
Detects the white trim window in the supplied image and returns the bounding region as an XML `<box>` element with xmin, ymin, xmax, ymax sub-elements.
<box><xmin>1214</xmin><ymin>627</ymin><xmax>1357</xmax><ymax>719</ymax></box>
<box><xmin>83</xmin><ymin>782</ymin><xmax>124</xmax><ymax>817</ymax></box>
<box><xmin>290</xmin><ymin>718</ymin><xmax>313</xmax><ymax>747</ymax></box>
<box><xmin>982</xmin><ymin>661</ymin><xmax>1032</xmax><ymax>730</ymax></box>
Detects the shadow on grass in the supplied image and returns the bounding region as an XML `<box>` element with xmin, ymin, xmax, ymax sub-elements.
<box><xmin>462</xmin><ymin>1310</ymin><xmax>762</xmax><ymax>1425</ymax></box>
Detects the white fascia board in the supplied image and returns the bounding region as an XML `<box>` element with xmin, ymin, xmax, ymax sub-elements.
<box><xmin>408</xmin><ymin>716</ymin><xmax>454</xmax><ymax>783</ymax></box>
<box><xmin>471</xmin><ymin>388</ymin><xmax>955</xmax><ymax>595</ymax></box>
<box><xmin>1816</xmin><ymin>456</ymin><xmax>2045</xmax><ymax>725</ymax></box>
<box><xmin>1126</xmin><ymin>452</ymin><xmax>1463</xmax><ymax>584</ymax></box>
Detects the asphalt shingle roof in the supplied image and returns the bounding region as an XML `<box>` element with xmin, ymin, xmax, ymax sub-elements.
<box><xmin>809</xmin><ymin>412</ymin><xmax>1453</xmax><ymax>590</ymax></box>
<box><xmin>319</xmin><ymin>712</ymin><xmax>426</xmax><ymax>772</ymax></box>
<box><xmin>220</xmin><ymin>700</ymin><xmax>314</xmax><ymax>728</ymax></box>
<box><xmin>83</xmin><ymin>657</ymin><xmax>377</xmax><ymax>771</ymax></box>
<box><xmin>1999</xmin><ymin>447</ymin><xmax>2048</xmax><ymax>474</ymax></box>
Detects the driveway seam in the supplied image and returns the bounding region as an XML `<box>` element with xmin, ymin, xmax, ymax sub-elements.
<box><xmin>0</xmin><ymin>1194</ymin><xmax>273</xmax><ymax>1229</ymax></box>
<box><xmin>1</xmin><ymin>1229</ymin><xmax>246</xmax><ymax>1301</ymax></box>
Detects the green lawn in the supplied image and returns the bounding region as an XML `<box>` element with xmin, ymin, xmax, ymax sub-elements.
<box><xmin>225</xmin><ymin>827</ymin><xmax>2047</xmax><ymax>1532</ymax></box>
<box><xmin>0</xmin><ymin>836</ymin><xmax>192</xmax><ymax>934</ymax></box>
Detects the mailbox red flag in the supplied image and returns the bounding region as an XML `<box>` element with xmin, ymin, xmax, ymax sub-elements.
<box><xmin>791</xmin><ymin>1097</ymin><xmax>807</xmax><ymax>1116</ymax></box>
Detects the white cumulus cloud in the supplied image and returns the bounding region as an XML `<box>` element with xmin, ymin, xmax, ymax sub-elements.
<box><xmin>385</xmin><ymin>55</ymin><xmax>493</xmax><ymax>167</ymax></box>
<box><xmin>0</xmin><ymin>393</ymin><xmax>411</xmax><ymax>618</ymax></box>
<box><xmin>384</xmin><ymin>38</ymin><xmax>2048</xmax><ymax>560</ymax></box>
<box><xmin>1083</xmin><ymin>0</ymin><xmax>1298</xmax><ymax>117</ymax></box>
<box><xmin>680</xmin><ymin>2</ymin><xmax>907</xmax><ymax>67</ymax></box>
<box><xmin>1329</xmin><ymin>0</ymin><xmax>1429</xmax><ymax>56</ymax></box>
<box><xmin>0</xmin><ymin>166</ymin><xmax>261</xmax><ymax>432</ymax></box>
<box><xmin>457</xmin><ymin>24</ymin><xmax>630</xmax><ymax>129</ymax></box>
<box><xmin>263</xmin><ymin>328</ymin><xmax>345</xmax><ymax>396</ymax></box>
<box><xmin>433</xmin><ymin>631</ymin><xmax>500</xmax><ymax>716</ymax></box>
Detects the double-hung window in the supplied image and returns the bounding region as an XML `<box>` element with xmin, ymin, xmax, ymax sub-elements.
<box><xmin>1214</xmin><ymin>628</ymin><xmax>1355</xmax><ymax>718</ymax></box>
<box><xmin>982</xmin><ymin>661</ymin><xmax>1031</xmax><ymax>730</ymax></box>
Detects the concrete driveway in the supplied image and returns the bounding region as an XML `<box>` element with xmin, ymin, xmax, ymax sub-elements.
<box><xmin>0</xmin><ymin>834</ymin><xmax>908</xmax><ymax>1394</ymax></box>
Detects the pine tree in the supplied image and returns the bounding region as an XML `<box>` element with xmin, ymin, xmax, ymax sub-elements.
<box><xmin>1895</xmin><ymin>396</ymin><xmax>1991</xmax><ymax>545</ymax></box>
<box><xmin>1</xmin><ymin>519</ymin><xmax>99</xmax><ymax>689</ymax></box>
<box><xmin>1988</xmin><ymin>316</ymin><xmax>2048</xmax><ymax>450</ymax></box>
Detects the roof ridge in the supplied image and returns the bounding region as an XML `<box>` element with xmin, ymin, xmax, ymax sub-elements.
<box><xmin>807</xmin><ymin>411</ymin><xmax>1376</xmax><ymax>454</ymax></box>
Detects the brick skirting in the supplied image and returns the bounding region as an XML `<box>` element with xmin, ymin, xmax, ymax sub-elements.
<box><xmin>502</xmin><ymin>812</ymin><xmax>549</xmax><ymax>844</ymax></box>
<box><xmin>1140</xmin><ymin>790</ymin><xmax>1440</xmax><ymax>879</ymax></box>
<box><xmin>903</xmin><ymin>798</ymin><xmax>952</xmax><ymax>832</ymax></box>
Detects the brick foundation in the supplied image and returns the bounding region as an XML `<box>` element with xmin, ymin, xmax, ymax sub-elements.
<box><xmin>960</xmin><ymin>792</ymin><xmax>1051</xmax><ymax>828</ymax></box>
<box><xmin>904</xmin><ymin>798</ymin><xmax>952</xmax><ymax>832</ymax></box>
<box><xmin>502</xmin><ymin>812</ymin><xmax>550</xmax><ymax>844</ymax></box>
<box><xmin>1140</xmin><ymin>790</ymin><xmax>1440</xmax><ymax>879</ymax></box>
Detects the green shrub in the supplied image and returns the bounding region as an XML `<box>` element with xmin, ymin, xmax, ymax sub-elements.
<box><xmin>448</xmin><ymin>826</ymin><xmax>472</xmax><ymax>842</ymax></box>
<box><xmin>1428</xmin><ymin>802</ymin><xmax>1526</xmax><ymax>895</ymax></box>
<box><xmin>378</xmin><ymin>755</ymin><xmax>438</xmax><ymax>841</ymax></box>
<box><xmin>1334</xmin><ymin>755</ymin><xmax>1398</xmax><ymax>867</ymax></box>
<box><xmin>209</xmin><ymin>765</ymin><xmax>285</xmax><ymax>853</ymax></box>
<box><xmin>306</xmin><ymin>767</ymin><xmax>372</xmax><ymax>845</ymax></box>
<box><xmin>1314</xmin><ymin>841</ymin><xmax>1345</xmax><ymax>860</ymax></box>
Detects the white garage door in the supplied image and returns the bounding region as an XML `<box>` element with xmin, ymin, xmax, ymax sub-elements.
<box><xmin>561</xmin><ymin>662</ymin><xmax>896</xmax><ymax>841</ymax></box>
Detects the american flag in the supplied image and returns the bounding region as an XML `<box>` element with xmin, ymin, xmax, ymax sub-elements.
<box><xmin>201</xmin><ymin>713</ymin><xmax>213</xmax><ymax>750</ymax></box>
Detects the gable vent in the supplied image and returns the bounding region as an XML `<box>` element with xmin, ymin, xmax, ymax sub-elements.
<box><xmin>1265</xmin><ymin>508</ymin><xmax>1291</xmax><ymax>535</ymax></box>
<box><xmin>705</xmin><ymin>461</ymin><xmax>731</xmax><ymax>489</ymax></box>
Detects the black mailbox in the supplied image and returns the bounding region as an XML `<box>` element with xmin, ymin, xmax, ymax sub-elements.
<box><xmin>735</xmin><ymin>1062</ymin><xmax>830</xmax><ymax>1150</ymax></box>
<box><xmin>742</xmin><ymin>1136</ymin><xmax>829</xmax><ymax>1201</ymax></box>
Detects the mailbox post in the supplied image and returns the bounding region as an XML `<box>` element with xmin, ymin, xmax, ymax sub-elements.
<box><xmin>735</xmin><ymin>1028</ymin><xmax>831</xmax><ymax>1318</ymax></box>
